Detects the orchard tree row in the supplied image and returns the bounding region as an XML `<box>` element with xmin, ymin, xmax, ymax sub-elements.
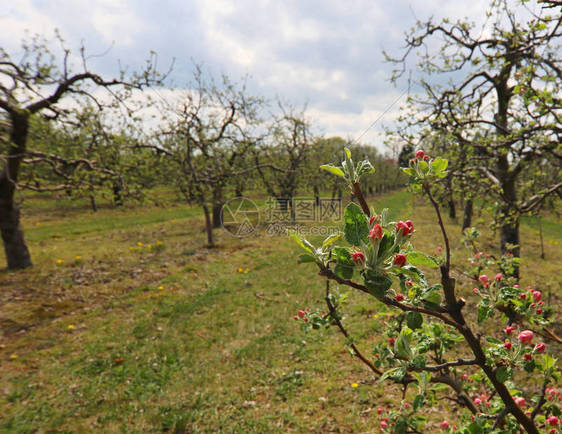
<box><xmin>0</xmin><ymin>34</ymin><xmax>403</xmax><ymax>269</ymax></box>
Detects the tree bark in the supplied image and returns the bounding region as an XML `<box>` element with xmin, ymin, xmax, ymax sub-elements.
<box><xmin>0</xmin><ymin>197</ymin><xmax>32</xmax><ymax>269</ymax></box>
<box><xmin>462</xmin><ymin>199</ymin><xmax>473</xmax><ymax>231</ymax></box>
<box><xmin>212</xmin><ymin>188</ymin><xmax>223</xmax><ymax>228</ymax></box>
<box><xmin>202</xmin><ymin>203</ymin><xmax>214</xmax><ymax>247</ymax></box>
<box><xmin>0</xmin><ymin>110</ymin><xmax>33</xmax><ymax>269</ymax></box>
<box><xmin>448</xmin><ymin>199</ymin><xmax>456</xmax><ymax>220</ymax></box>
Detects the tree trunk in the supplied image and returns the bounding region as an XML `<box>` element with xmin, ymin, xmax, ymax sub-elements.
<box><xmin>313</xmin><ymin>185</ymin><xmax>320</xmax><ymax>207</ymax></box>
<box><xmin>500</xmin><ymin>219</ymin><xmax>520</xmax><ymax>278</ymax></box>
<box><xmin>112</xmin><ymin>181</ymin><xmax>123</xmax><ymax>207</ymax></box>
<box><xmin>202</xmin><ymin>203</ymin><xmax>214</xmax><ymax>247</ymax></box>
<box><xmin>212</xmin><ymin>189</ymin><xmax>223</xmax><ymax>228</ymax></box>
<box><xmin>448</xmin><ymin>199</ymin><xmax>456</xmax><ymax>220</ymax></box>
<box><xmin>462</xmin><ymin>199</ymin><xmax>473</xmax><ymax>231</ymax></box>
<box><xmin>0</xmin><ymin>198</ymin><xmax>32</xmax><ymax>269</ymax></box>
<box><xmin>0</xmin><ymin>110</ymin><xmax>32</xmax><ymax>269</ymax></box>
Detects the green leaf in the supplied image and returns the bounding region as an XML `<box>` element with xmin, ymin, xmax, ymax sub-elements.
<box><xmin>394</xmin><ymin>327</ymin><xmax>414</xmax><ymax>359</ymax></box>
<box><xmin>322</xmin><ymin>232</ymin><xmax>343</xmax><ymax>250</ymax></box>
<box><xmin>465</xmin><ymin>421</ymin><xmax>484</xmax><ymax>434</ymax></box>
<box><xmin>297</xmin><ymin>254</ymin><xmax>316</xmax><ymax>264</ymax></box>
<box><xmin>397</xmin><ymin>265</ymin><xmax>425</xmax><ymax>283</ymax></box>
<box><xmin>402</xmin><ymin>167</ymin><xmax>415</xmax><ymax>176</ymax></box>
<box><xmin>430</xmin><ymin>157</ymin><xmax>448</xmax><ymax>172</ymax></box>
<box><xmin>543</xmin><ymin>354</ymin><xmax>557</xmax><ymax>371</ymax></box>
<box><xmin>343</xmin><ymin>203</ymin><xmax>369</xmax><ymax>246</ymax></box>
<box><xmin>363</xmin><ymin>269</ymin><xmax>392</xmax><ymax>299</ymax></box>
<box><xmin>418</xmin><ymin>160</ymin><xmax>429</xmax><ymax>173</ymax></box>
<box><xmin>379</xmin><ymin>367</ymin><xmax>403</xmax><ymax>382</ymax></box>
<box><xmin>407</xmin><ymin>251</ymin><xmax>439</xmax><ymax>268</ymax></box>
<box><xmin>333</xmin><ymin>247</ymin><xmax>354</xmax><ymax>280</ymax></box>
<box><xmin>320</xmin><ymin>164</ymin><xmax>345</xmax><ymax>178</ymax></box>
<box><xmin>344</xmin><ymin>147</ymin><xmax>351</xmax><ymax>159</ymax></box>
<box><xmin>394</xmin><ymin>418</ymin><xmax>408</xmax><ymax>434</ymax></box>
<box><xmin>477</xmin><ymin>299</ymin><xmax>493</xmax><ymax>323</ymax></box>
<box><xmin>378</xmin><ymin>231</ymin><xmax>396</xmax><ymax>258</ymax></box>
<box><xmin>422</xmin><ymin>289</ymin><xmax>441</xmax><ymax>305</ymax></box>
<box><xmin>288</xmin><ymin>230</ymin><xmax>315</xmax><ymax>255</ymax></box>
<box><xmin>485</xmin><ymin>337</ymin><xmax>502</xmax><ymax>345</ymax></box>
<box><xmin>495</xmin><ymin>366</ymin><xmax>512</xmax><ymax>383</ymax></box>
<box><xmin>357</xmin><ymin>160</ymin><xmax>375</xmax><ymax>176</ymax></box>
<box><xmin>406</xmin><ymin>311</ymin><xmax>423</xmax><ymax>330</ymax></box>
<box><xmin>413</xmin><ymin>393</ymin><xmax>426</xmax><ymax>411</ymax></box>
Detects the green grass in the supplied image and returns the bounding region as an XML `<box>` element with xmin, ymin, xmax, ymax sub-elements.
<box><xmin>0</xmin><ymin>190</ymin><xmax>560</xmax><ymax>432</ymax></box>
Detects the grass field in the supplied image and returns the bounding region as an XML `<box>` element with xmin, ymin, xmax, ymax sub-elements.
<box><xmin>0</xmin><ymin>190</ymin><xmax>560</xmax><ymax>432</ymax></box>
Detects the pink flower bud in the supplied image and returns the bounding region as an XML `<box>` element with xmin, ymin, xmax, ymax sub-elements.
<box><xmin>473</xmin><ymin>398</ymin><xmax>482</xmax><ymax>405</ymax></box>
<box><xmin>513</xmin><ymin>284</ymin><xmax>520</xmax><ymax>289</ymax></box>
<box><xmin>537</xmin><ymin>308</ymin><xmax>543</xmax><ymax>314</ymax></box>
<box><xmin>524</xmin><ymin>353</ymin><xmax>532</xmax><ymax>361</ymax></box>
<box><xmin>440</xmin><ymin>421</ymin><xmax>450</xmax><ymax>429</ymax></box>
<box><xmin>423</xmin><ymin>155</ymin><xmax>430</xmax><ymax>161</ymax></box>
<box><xmin>505</xmin><ymin>326</ymin><xmax>514</xmax><ymax>335</ymax></box>
<box><xmin>369</xmin><ymin>224</ymin><xmax>383</xmax><ymax>240</ymax></box>
<box><xmin>535</xmin><ymin>342</ymin><xmax>546</xmax><ymax>353</ymax></box>
<box><xmin>520</xmin><ymin>293</ymin><xmax>527</xmax><ymax>300</ymax></box>
<box><xmin>515</xmin><ymin>397</ymin><xmax>525</xmax><ymax>407</ymax></box>
<box><xmin>352</xmin><ymin>251</ymin><xmax>365</xmax><ymax>265</ymax></box>
<box><xmin>546</xmin><ymin>416</ymin><xmax>559</xmax><ymax>426</ymax></box>
<box><xmin>394</xmin><ymin>254</ymin><xmax>407</xmax><ymax>267</ymax></box>
<box><xmin>381</xmin><ymin>421</ymin><xmax>387</xmax><ymax>428</ymax></box>
<box><xmin>404</xmin><ymin>402</ymin><xmax>410</xmax><ymax>408</ymax></box>
<box><xmin>405</xmin><ymin>220</ymin><xmax>414</xmax><ymax>233</ymax></box>
<box><xmin>388</xmin><ymin>337</ymin><xmax>395</xmax><ymax>346</ymax></box>
<box><xmin>504</xmin><ymin>341</ymin><xmax>512</xmax><ymax>350</ymax></box>
<box><xmin>518</xmin><ymin>330</ymin><xmax>534</xmax><ymax>344</ymax></box>
<box><xmin>416</xmin><ymin>150</ymin><xmax>425</xmax><ymax>159</ymax></box>
<box><xmin>395</xmin><ymin>293</ymin><xmax>404</xmax><ymax>302</ymax></box>
<box><xmin>462</xmin><ymin>374</ymin><xmax>468</xmax><ymax>380</ymax></box>
<box><xmin>473</xmin><ymin>288</ymin><xmax>479</xmax><ymax>294</ymax></box>
<box><xmin>293</xmin><ymin>315</ymin><xmax>298</xmax><ymax>320</ymax></box>
<box><xmin>532</xmin><ymin>291</ymin><xmax>541</xmax><ymax>301</ymax></box>
<box><xmin>495</xmin><ymin>273</ymin><xmax>503</xmax><ymax>281</ymax></box>
<box><xmin>396</xmin><ymin>221</ymin><xmax>410</xmax><ymax>237</ymax></box>
<box><xmin>479</xmin><ymin>275</ymin><xmax>488</xmax><ymax>284</ymax></box>
<box><xmin>531</xmin><ymin>302</ymin><xmax>536</xmax><ymax>308</ymax></box>
<box><xmin>470</xmin><ymin>261</ymin><xmax>477</xmax><ymax>265</ymax></box>
<box><xmin>377</xmin><ymin>408</ymin><xmax>384</xmax><ymax>415</ymax></box>
<box><xmin>303</xmin><ymin>317</ymin><xmax>308</xmax><ymax>322</ymax></box>
<box><xmin>369</xmin><ymin>215</ymin><xmax>380</xmax><ymax>225</ymax></box>
<box><xmin>298</xmin><ymin>310</ymin><xmax>306</xmax><ymax>318</ymax></box>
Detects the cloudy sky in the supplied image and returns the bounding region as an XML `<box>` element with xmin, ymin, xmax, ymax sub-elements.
<box><xmin>2</xmin><ymin>0</ymin><xmax>493</xmax><ymax>152</ymax></box>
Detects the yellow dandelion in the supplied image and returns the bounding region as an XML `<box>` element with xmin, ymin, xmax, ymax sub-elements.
<box><xmin>373</xmin><ymin>314</ymin><xmax>379</xmax><ymax>318</ymax></box>
<box><xmin>137</xmin><ymin>242</ymin><xmax>143</xmax><ymax>247</ymax></box>
<box><xmin>10</xmin><ymin>354</ymin><xmax>18</xmax><ymax>360</ymax></box>
<box><xmin>244</xmin><ymin>268</ymin><xmax>250</xmax><ymax>274</ymax></box>
<box><xmin>75</xmin><ymin>256</ymin><xmax>82</xmax><ymax>260</ymax></box>
<box><xmin>156</xmin><ymin>240</ymin><xmax>164</xmax><ymax>246</ymax></box>
<box><xmin>157</xmin><ymin>285</ymin><xmax>164</xmax><ymax>290</ymax></box>
<box><xmin>352</xmin><ymin>382</ymin><xmax>359</xmax><ymax>388</ymax></box>
<box><xmin>238</xmin><ymin>267</ymin><xmax>243</xmax><ymax>273</ymax></box>
<box><xmin>56</xmin><ymin>259</ymin><xmax>63</xmax><ymax>264</ymax></box>
<box><xmin>35</xmin><ymin>222</ymin><xmax>42</xmax><ymax>226</ymax></box>
<box><xmin>146</xmin><ymin>244</ymin><xmax>152</xmax><ymax>250</ymax></box>
<box><xmin>67</xmin><ymin>324</ymin><xmax>75</xmax><ymax>330</ymax></box>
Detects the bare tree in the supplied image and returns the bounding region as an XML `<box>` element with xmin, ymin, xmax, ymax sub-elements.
<box><xmin>0</xmin><ymin>32</ymin><xmax>166</xmax><ymax>269</ymax></box>
<box><xmin>385</xmin><ymin>0</ymin><xmax>562</xmax><ymax>276</ymax></box>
